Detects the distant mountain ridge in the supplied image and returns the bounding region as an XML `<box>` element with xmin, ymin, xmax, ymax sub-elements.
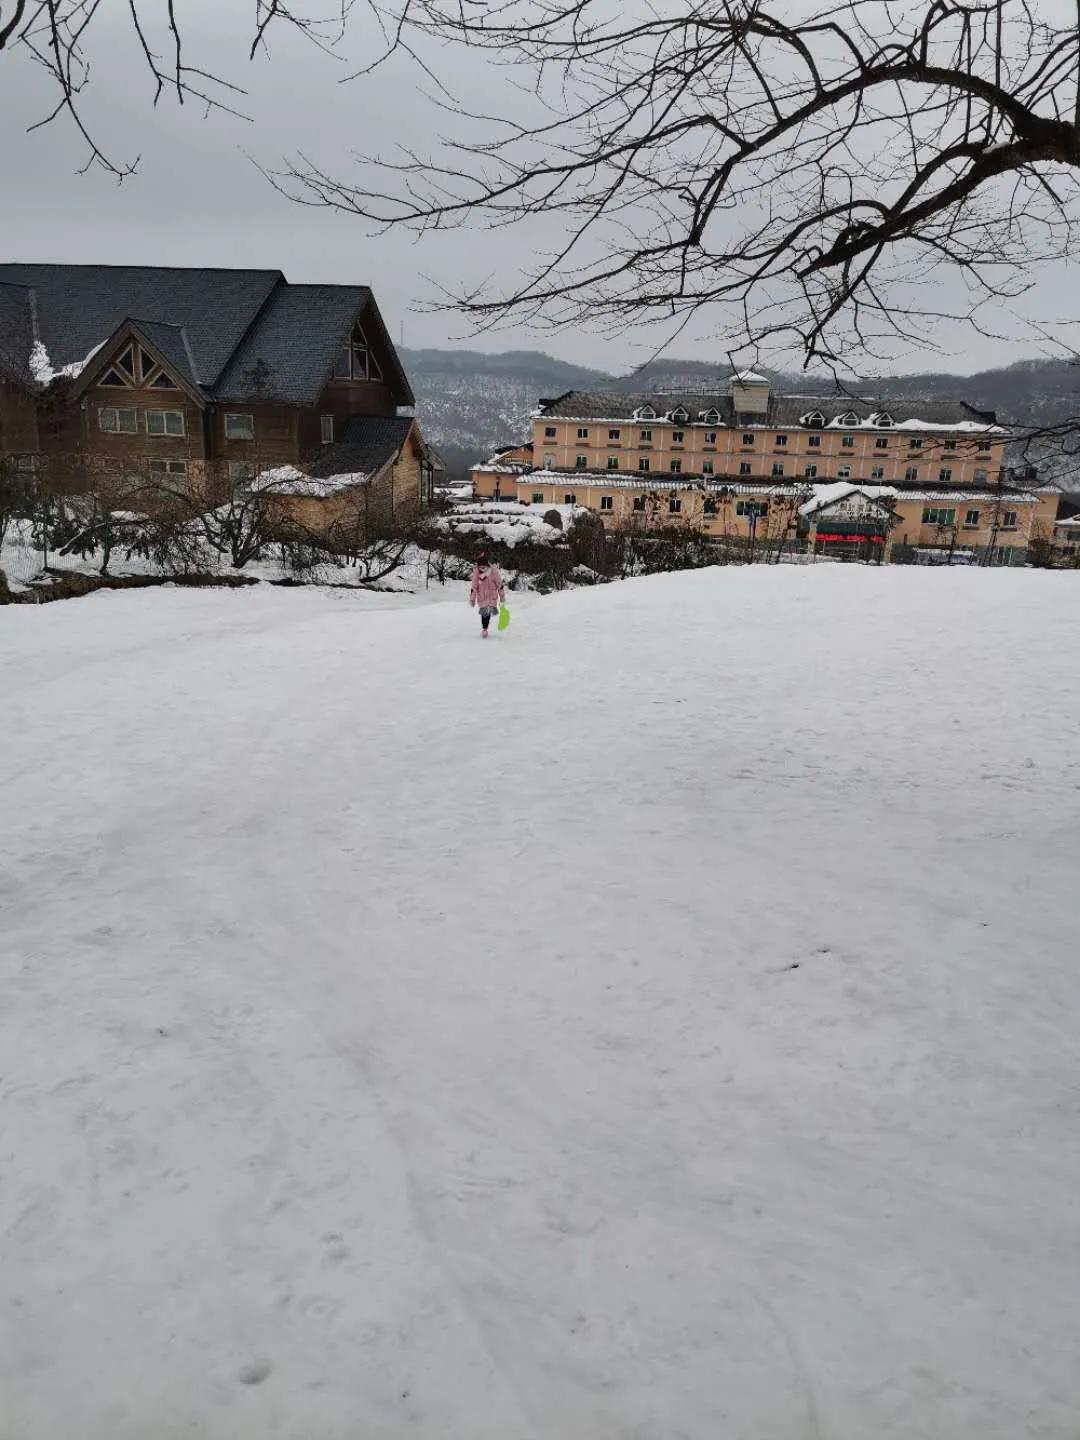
<box><xmin>400</xmin><ymin>347</ymin><xmax>1080</xmax><ymax>485</ymax></box>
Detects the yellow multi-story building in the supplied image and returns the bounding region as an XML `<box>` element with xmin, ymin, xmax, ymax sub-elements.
<box><xmin>472</xmin><ymin>372</ymin><xmax>1057</xmax><ymax>562</ymax></box>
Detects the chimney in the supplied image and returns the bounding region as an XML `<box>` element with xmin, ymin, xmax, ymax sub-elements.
<box><xmin>730</xmin><ymin>370</ymin><xmax>770</xmax><ymax>417</ymax></box>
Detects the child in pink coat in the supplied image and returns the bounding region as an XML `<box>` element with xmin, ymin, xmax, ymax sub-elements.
<box><xmin>469</xmin><ymin>553</ymin><xmax>506</xmax><ymax>637</ymax></box>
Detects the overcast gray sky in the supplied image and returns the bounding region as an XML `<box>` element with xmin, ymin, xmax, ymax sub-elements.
<box><xmin>2</xmin><ymin>0</ymin><xmax>1076</xmax><ymax>376</ymax></box>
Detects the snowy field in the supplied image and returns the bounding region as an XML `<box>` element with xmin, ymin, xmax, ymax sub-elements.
<box><xmin>2</xmin><ymin>567</ymin><xmax>1080</xmax><ymax>1439</ymax></box>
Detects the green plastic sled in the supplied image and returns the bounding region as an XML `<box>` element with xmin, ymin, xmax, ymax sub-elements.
<box><xmin>497</xmin><ymin>603</ymin><xmax>511</xmax><ymax>632</ymax></box>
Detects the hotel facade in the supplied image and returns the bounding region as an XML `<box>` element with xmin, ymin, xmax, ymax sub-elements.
<box><xmin>472</xmin><ymin>373</ymin><xmax>1057</xmax><ymax>562</ymax></box>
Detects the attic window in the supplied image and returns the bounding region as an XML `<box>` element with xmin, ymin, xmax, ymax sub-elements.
<box><xmin>699</xmin><ymin>408</ymin><xmax>721</xmax><ymax>423</ymax></box>
<box><xmin>116</xmin><ymin>345</ymin><xmax>136</xmax><ymax>380</ymax></box>
<box><xmin>333</xmin><ymin>324</ymin><xmax>382</xmax><ymax>382</ymax></box>
<box><xmin>633</xmin><ymin>405</ymin><xmax>656</xmax><ymax>420</ymax></box>
<box><xmin>667</xmin><ymin>406</ymin><xmax>690</xmax><ymax>423</ymax></box>
<box><xmin>800</xmin><ymin>410</ymin><xmax>826</xmax><ymax>428</ymax></box>
<box><xmin>835</xmin><ymin>411</ymin><xmax>861</xmax><ymax>426</ymax></box>
<box><xmin>874</xmin><ymin>412</ymin><xmax>894</xmax><ymax>427</ymax></box>
<box><xmin>150</xmin><ymin>371</ymin><xmax>179</xmax><ymax>389</ymax></box>
<box><xmin>139</xmin><ymin>347</ymin><xmax>156</xmax><ymax>382</ymax></box>
<box><xmin>99</xmin><ymin>366</ymin><xmax>132</xmax><ymax>388</ymax></box>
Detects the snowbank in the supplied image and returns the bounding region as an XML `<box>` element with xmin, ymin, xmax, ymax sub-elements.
<box><xmin>432</xmin><ymin>500</ymin><xmax>586</xmax><ymax>547</ymax></box>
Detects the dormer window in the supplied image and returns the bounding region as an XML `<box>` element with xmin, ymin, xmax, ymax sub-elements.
<box><xmin>800</xmin><ymin>410</ymin><xmax>826</xmax><ymax>428</ymax></box>
<box><xmin>633</xmin><ymin>405</ymin><xmax>656</xmax><ymax>421</ymax></box>
<box><xmin>667</xmin><ymin>406</ymin><xmax>690</xmax><ymax>423</ymax></box>
<box><xmin>873</xmin><ymin>412</ymin><xmax>894</xmax><ymax>427</ymax></box>
<box><xmin>699</xmin><ymin>408</ymin><xmax>722</xmax><ymax>424</ymax></box>
<box><xmin>333</xmin><ymin>324</ymin><xmax>381</xmax><ymax>382</ymax></box>
<box><xmin>834</xmin><ymin>411</ymin><xmax>861</xmax><ymax>427</ymax></box>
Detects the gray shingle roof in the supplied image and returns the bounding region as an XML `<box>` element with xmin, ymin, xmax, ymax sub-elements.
<box><xmin>214</xmin><ymin>283</ymin><xmax>373</xmax><ymax>404</ymax></box>
<box><xmin>539</xmin><ymin>389</ymin><xmax>997</xmax><ymax>428</ymax></box>
<box><xmin>131</xmin><ymin>320</ymin><xmax>199</xmax><ymax>389</ymax></box>
<box><xmin>0</xmin><ymin>282</ymin><xmax>35</xmax><ymax>387</ymax></box>
<box><xmin>0</xmin><ymin>264</ymin><xmax>282</xmax><ymax>386</ymax></box>
<box><xmin>309</xmin><ymin>415</ymin><xmax>416</xmax><ymax>479</ymax></box>
<box><xmin>0</xmin><ymin>264</ymin><xmax>416</xmax><ymax>408</ymax></box>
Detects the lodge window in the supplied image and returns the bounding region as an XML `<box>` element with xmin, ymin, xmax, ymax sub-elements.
<box><xmin>670</xmin><ymin>459</ymin><xmax>682</xmax><ymax>474</ymax></box>
<box><xmin>965</xmin><ymin>509</ymin><xmax>980</xmax><ymax>525</ymax></box>
<box><xmin>943</xmin><ymin>439</ymin><xmax>957</xmax><ymax>450</ymax></box>
<box><xmin>607</xmin><ymin>456</ymin><xmax>619</xmax><ymax>470</ymax></box>
<box><xmin>703</xmin><ymin>498</ymin><xmax>717</xmax><ymax>514</ymax></box>
<box><xmin>608</xmin><ymin>428</ymin><xmax>621</xmax><ymax>441</ymax></box>
<box><xmin>774</xmin><ymin>434</ymin><xmax>787</xmax><ymax>447</ymax></box>
<box><xmin>739</xmin><ymin>461</ymin><xmax>752</xmax><ymax>475</ymax></box>
<box><xmin>98</xmin><ymin>406</ymin><xmax>138</xmax><ymax>434</ymax></box>
<box><xmin>704</xmin><ymin>431</ymin><xmax>718</xmax><ymax>445</ymax></box>
<box><xmin>564</xmin><ymin>493</ymin><xmax>577</xmax><ymax>505</ymax></box>
<box><xmin>742</xmin><ymin>433</ymin><xmax>754</xmax><ymax>445</ymax></box>
<box><xmin>1002</xmin><ymin>510</ymin><xmax>1019</xmax><ymax>529</ymax></box>
<box><xmin>640</xmin><ymin>428</ymin><xmax>652</xmax><ymax>442</ymax></box>
<box><xmin>600</xmin><ymin>496</ymin><xmax>613</xmax><ymax>511</ymax></box>
<box><xmin>837</xmin><ymin>465</ymin><xmax>851</xmax><ymax>479</ymax></box>
<box><xmin>772</xmin><ymin>462</ymin><xmax>785</xmax><ymax>476</ymax></box>
<box><xmin>632</xmin><ymin>496</ymin><xmax>646</xmax><ymax>511</ymax></box>
<box><xmin>939</xmin><ymin>467</ymin><xmax>953</xmax><ymax>482</ymax></box>
<box><xmin>544</xmin><ymin>455</ymin><xmax>555</xmax><ymax>469</ymax></box>
<box><xmin>702</xmin><ymin>461</ymin><xmax>714</xmax><ymax>475</ymax></box>
<box><xmin>668</xmin><ymin>497</ymin><xmax>682</xmax><ymax>514</ymax></box>
<box><xmin>909</xmin><ymin>437</ymin><xmax>923</xmax><ymax>449</ymax></box>
<box><xmin>146</xmin><ymin>409</ymin><xmax>185</xmax><ymax>437</ymax></box>
<box><xmin>148</xmin><ymin>459</ymin><xmax>188</xmax><ymax>479</ymax></box>
<box><xmin>577</xmin><ymin>427</ymin><xmax>589</xmax><ymax>440</ymax></box>
<box><xmin>638</xmin><ymin>458</ymin><xmax>651</xmax><ymax>472</ymax></box>
<box><xmin>875</xmin><ymin>437</ymin><xmax>888</xmax><ymax>449</ymax></box>
<box><xmin>575</xmin><ymin>455</ymin><xmax>588</xmax><ymax>469</ymax></box>
<box><xmin>804</xmin><ymin>463</ymin><xmax>817</xmax><ymax>478</ymax></box>
<box><xmin>808</xmin><ymin>434</ymin><xmax>821</xmax><ymax>447</ymax></box>
<box><xmin>531</xmin><ymin>491</ymin><xmax>545</xmax><ymax>504</ymax></box>
<box><xmin>922</xmin><ymin>506</ymin><xmax>956</xmax><ymax>525</ymax></box>
<box><xmin>905</xmin><ymin>466</ymin><xmax>919</xmax><ymax>481</ymax></box>
<box><xmin>871</xmin><ymin>466</ymin><xmax>885</xmax><ymax>479</ymax></box>
<box><xmin>672</xmin><ymin>431</ymin><xmax>685</xmax><ymax>445</ymax></box>
<box><xmin>332</xmin><ymin>326</ymin><xmax>379</xmax><ymax>381</ymax></box>
<box><xmin>321</xmin><ymin>415</ymin><xmax>334</xmax><ymax>444</ymax></box>
<box><xmin>736</xmin><ymin>500</ymin><xmax>768</xmax><ymax>517</ymax></box>
<box><xmin>842</xmin><ymin>435</ymin><xmax>854</xmax><ymax>448</ymax></box>
<box><xmin>545</xmin><ymin>426</ymin><xmax>557</xmax><ymax>438</ymax></box>
<box><xmin>225</xmin><ymin>413</ymin><xmax>255</xmax><ymax>440</ymax></box>
<box><xmin>974</xmin><ymin>468</ymin><xmax>988</xmax><ymax>482</ymax></box>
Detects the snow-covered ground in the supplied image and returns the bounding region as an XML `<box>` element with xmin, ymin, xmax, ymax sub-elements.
<box><xmin>0</xmin><ymin>520</ymin><xmax>471</xmax><ymax>599</ymax></box>
<box><xmin>3</xmin><ymin>567</ymin><xmax>1080</xmax><ymax>1438</ymax></box>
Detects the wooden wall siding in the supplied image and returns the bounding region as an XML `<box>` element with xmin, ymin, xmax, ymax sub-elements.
<box><xmin>212</xmin><ymin>403</ymin><xmax>301</xmax><ymax>470</ymax></box>
<box><xmin>0</xmin><ymin>379</ymin><xmax>40</xmax><ymax>454</ymax></box>
<box><xmin>304</xmin><ymin>380</ymin><xmax>399</xmax><ymax>456</ymax></box>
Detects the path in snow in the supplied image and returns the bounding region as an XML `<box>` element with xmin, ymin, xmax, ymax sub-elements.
<box><xmin>2</xmin><ymin>569</ymin><xmax>1080</xmax><ymax>1438</ymax></box>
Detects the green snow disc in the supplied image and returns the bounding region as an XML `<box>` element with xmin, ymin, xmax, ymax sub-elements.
<box><xmin>497</xmin><ymin>604</ymin><xmax>511</xmax><ymax>632</ymax></box>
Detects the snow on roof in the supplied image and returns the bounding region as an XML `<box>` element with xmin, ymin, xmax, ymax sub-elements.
<box><xmin>731</xmin><ymin>370</ymin><xmax>769</xmax><ymax>385</ymax></box>
<box><xmin>800</xmin><ymin>482</ymin><xmax>898</xmax><ymax>517</ymax></box>
<box><xmin>248</xmin><ymin>465</ymin><xmax>369</xmax><ymax>497</ymax></box>
<box><xmin>28</xmin><ymin>338</ymin><xmax>103</xmax><ymax>387</ymax></box>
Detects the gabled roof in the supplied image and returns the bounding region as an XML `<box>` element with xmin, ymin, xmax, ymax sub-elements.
<box><xmin>0</xmin><ymin>263</ymin><xmax>415</xmax><ymax>408</ymax></box>
<box><xmin>0</xmin><ymin>263</ymin><xmax>282</xmax><ymax>387</ymax></box>
<box><xmin>800</xmin><ymin>482</ymin><xmax>898</xmax><ymax>517</ymax></box>
<box><xmin>68</xmin><ymin>317</ymin><xmax>203</xmax><ymax>402</ymax></box>
<box><xmin>309</xmin><ymin>414</ymin><xmax>417</xmax><ymax>481</ymax></box>
<box><xmin>214</xmin><ymin>284</ymin><xmax>413</xmax><ymax>407</ymax></box>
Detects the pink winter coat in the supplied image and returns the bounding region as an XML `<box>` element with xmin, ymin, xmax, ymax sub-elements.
<box><xmin>469</xmin><ymin>564</ymin><xmax>506</xmax><ymax>609</ymax></box>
